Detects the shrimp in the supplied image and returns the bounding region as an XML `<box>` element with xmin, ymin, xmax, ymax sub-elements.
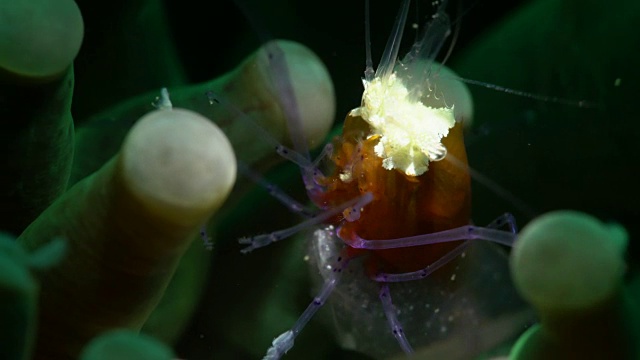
<box><xmin>233</xmin><ymin>1</ymin><xmax>531</xmax><ymax>359</ymax></box>
<box><xmin>177</xmin><ymin>0</ymin><xmax>632</xmax><ymax>358</ymax></box>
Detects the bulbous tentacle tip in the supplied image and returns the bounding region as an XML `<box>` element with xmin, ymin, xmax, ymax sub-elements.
<box><xmin>254</xmin><ymin>39</ymin><xmax>336</xmax><ymax>150</ymax></box>
<box><xmin>510</xmin><ymin>210</ymin><xmax>628</xmax><ymax>313</ymax></box>
<box><xmin>121</xmin><ymin>107</ymin><xmax>237</xmax><ymax>227</ymax></box>
<box><xmin>79</xmin><ymin>329</ymin><xmax>175</xmax><ymax>360</ymax></box>
<box><xmin>0</xmin><ymin>0</ymin><xmax>83</xmax><ymax>80</ymax></box>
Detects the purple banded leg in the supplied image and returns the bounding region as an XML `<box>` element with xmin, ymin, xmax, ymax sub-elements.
<box><xmin>275</xmin><ymin>142</ymin><xmax>332</xmax><ymax>171</ymax></box>
<box><xmin>263</xmin><ymin>251</ymin><xmax>350</xmax><ymax>360</ymax></box>
<box><xmin>238</xmin><ymin>162</ymin><xmax>316</xmax><ymax>218</ymax></box>
<box><xmin>379</xmin><ymin>284</ymin><xmax>414</xmax><ymax>354</ymax></box>
<box><xmin>370</xmin><ymin>213</ymin><xmax>517</xmax><ymax>282</ymax></box>
<box><xmin>347</xmin><ymin>213</ymin><xmax>518</xmax><ymax>250</ymax></box>
<box><xmin>308</xmin><ymin>143</ymin><xmax>333</xmax><ymax>189</ymax></box>
<box><xmin>239</xmin><ymin>192</ymin><xmax>373</xmax><ymax>253</ymax></box>
<box><xmin>275</xmin><ymin>142</ymin><xmax>333</xmax><ymax>195</ymax></box>
<box><xmin>372</xmin><ymin>241</ymin><xmax>471</xmax><ymax>282</ymax></box>
<box><xmin>485</xmin><ymin>212</ymin><xmax>518</xmax><ymax>234</ymax></box>
<box><xmin>371</xmin><ymin>213</ymin><xmax>518</xmax><ymax>352</ymax></box>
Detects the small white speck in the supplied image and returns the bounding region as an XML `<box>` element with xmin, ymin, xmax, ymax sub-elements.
<box><xmin>461</xmin><ymin>252</ymin><xmax>466</xmax><ymax>258</ymax></box>
<box><xmin>614</xmin><ymin>78</ymin><xmax>621</xmax><ymax>86</ymax></box>
<box><xmin>152</xmin><ymin>87</ymin><xmax>173</xmax><ymax>109</ymax></box>
<box><xmin>303</xmin><ymin>255</ymin><xmax>309</xmax><ymax>261</ymax></box>
<box><xmin>440</xmin><ymin>326</ymin><xmax>447</xmax><ymax>333</ymax></box>
<box><xmin>450</xmin><ymin>274</ymin><xmax>456</xmax><ymax>281</ymax></box>
<box><xmin>412</xmin><ymin>23</ymin><xmax>418</xmax><ymax>29</ymax></box>
<box><xmin>434</xmin><ymin>308</ymin><xmax>440</xmax><ymax>314</ymax></box>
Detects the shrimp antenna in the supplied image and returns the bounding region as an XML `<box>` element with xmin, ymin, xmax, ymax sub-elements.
<box><xmin>399</xmin><ymin>0</ymin><xmax>452</xmax><ymax>100</ymax></box>
<box><xmin>438</xmin><ymin>0</ymin><xmax>462</xmax><ymax>68</ymax></box>
<box><xmin>445</xmin><ymin>153</ymin><xmax>538</xmax><ymax>220</ymax></box>
<box><xmin>232</xmin><ymin>0</ymin><xmax>271</xmax><ymax>43</ymax></box>
<box><xmin>413</xmin><ymin>0</ymin><xmax>459</xmax><ymax>101</ymax></box>
<box><xmin>434</xmin><ymin>0</ymin><xmax>487</xmax><ymax>72</ymax></box>
<box><xmin>376</xmin><ymin>0</ymin><xmax>411</xmax><ymax>79</ymax></box>
<box><xmin>364</xmin><ymin>0</ymin><xmax>374</xmax><ymax>82</ymax></box>
<box><xmin>449</xmin><ymin>0</ymin><xmax>483</xmax><ymax>28</ymax></box>
<box><xmin>403</xmin><ymin>0</ymin><xmax>451</xmax><ymax>66</ymax></box>
<box><xmin>232</xmin><ymin>0</ymin><xmax>312</xmax><ymax>161</ymax></box>
<box><xmin>451</xmin><ymin>76</ymin><xmax>601</xmax><ymax>108</ymax></box>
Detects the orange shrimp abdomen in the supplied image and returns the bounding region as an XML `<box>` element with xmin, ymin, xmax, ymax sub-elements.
<box><xmin>314</xmin><ymin>114</ymin><xmax>471</xmax><ymax>273</ymax></box>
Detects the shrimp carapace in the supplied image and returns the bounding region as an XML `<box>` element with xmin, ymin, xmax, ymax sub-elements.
<box><xmin>311</xmin><ymin>113</ymin><xmax>471</xmax><ymax>274</ymax></box>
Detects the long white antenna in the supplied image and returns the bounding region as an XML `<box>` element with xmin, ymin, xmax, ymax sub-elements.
<box><xmin>364</xmin><ymin>0</ymin><xmax>374</xmax><ymax>81</ymax></box>
<box><xmin>376</xmin><ymin>0</ymin><xmax>411</xmax><ymax>80</ymax></box>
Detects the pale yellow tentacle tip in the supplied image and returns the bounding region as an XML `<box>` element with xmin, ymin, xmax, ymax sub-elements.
<box><xmin>121</xmin><ymin>108</ymin><xmax>237</xmax><ymax>226</ymax></box>
<box><xmin>510</xmin><ymin>210</ymin><xmax>627</xmax><ymax>313</ymax></box>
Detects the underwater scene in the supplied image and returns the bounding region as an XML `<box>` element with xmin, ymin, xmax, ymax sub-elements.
<box><xmin>1</xmin><ymin>0</ymin><xmax>638</xmax><ymax>359</ymax></box>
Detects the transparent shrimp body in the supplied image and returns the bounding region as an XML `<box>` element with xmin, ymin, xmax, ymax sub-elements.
<box><xmin>245</xmin><ymin>1</ymin><xmax>530</xmax><ymax>359</ymax></box>
<box><xmin>308</xmin><ymin>225</ymin><xmax>527</xmax><ymax>358</ymax></box>
<box><xmin>301</xmin><ymin>0</ymin><xmax>530</xmax><ymax>358</ymax></box>
<box><xmin>304</xmin><ymin>113</ymin><xmax>528</xmax><ymax>356</ymax></box>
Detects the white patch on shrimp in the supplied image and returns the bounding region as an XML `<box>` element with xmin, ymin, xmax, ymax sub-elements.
<box><xmin>349</xmin><ymin>72</ymin><xmax>455</xmax><ymax>176</ymax></box>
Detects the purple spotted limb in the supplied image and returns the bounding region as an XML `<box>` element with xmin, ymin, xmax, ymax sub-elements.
<box><xmin>239</xmin><ymin>193</ymin><xmax>374</xmax><ymax>254</ymax></box>
<box><xmin>378</xmin><ymin>284</ymin><xmax>413</xmax><ymax>354</ymax></box>
<box><xmin>347</xmin><ymin>213</ymin><xmax>517</xmax><ymax>250</ymax></box>
<box><xmin>259</xmin><ymin>213</ymin><xmax>520</xmax><ymax>359</ymax></box>
<box><xmin>263</xmin><ymin>249</ymin><xmax>349</xmax><ymax>360</ymax></box>
<box><xmin>370</xmin><ymin>213</ymin><xmax>517</xmax><ymax>355</ymax></box>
